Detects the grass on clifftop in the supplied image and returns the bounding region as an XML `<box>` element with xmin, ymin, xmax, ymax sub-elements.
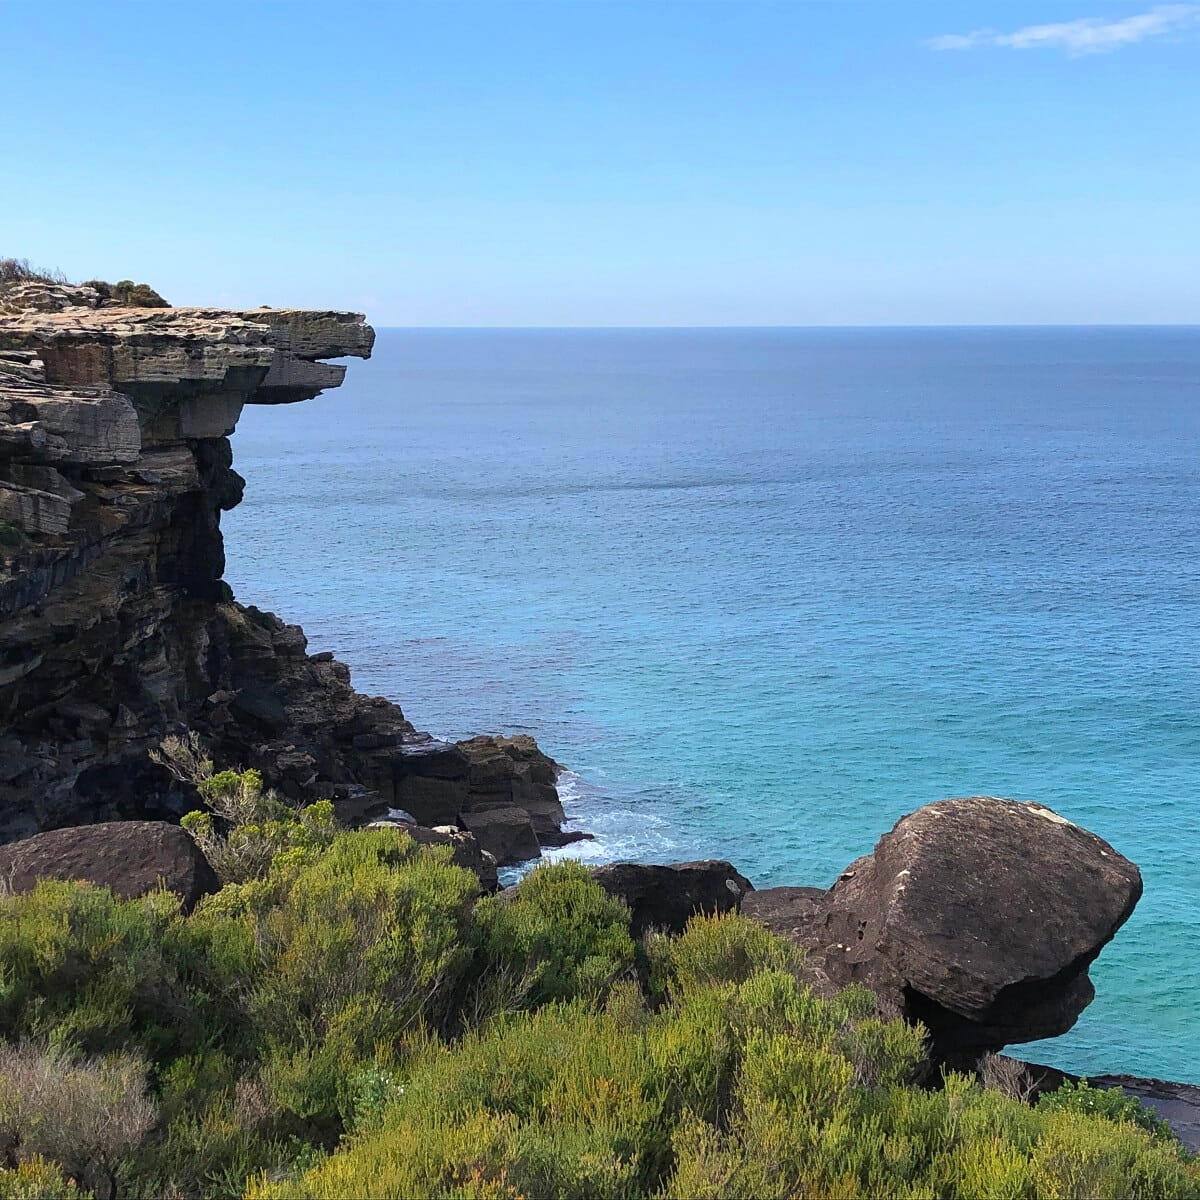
<box><xmin>0</xmin><ymin>766</ymin><xmax>1196</xmax><ymax>1199</ymax></box>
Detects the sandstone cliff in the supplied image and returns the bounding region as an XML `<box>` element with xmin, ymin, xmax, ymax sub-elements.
<box><xmin>0</xmin><ymin>283</ymin><xmax>564</xmax><ymax>860</ymax></box>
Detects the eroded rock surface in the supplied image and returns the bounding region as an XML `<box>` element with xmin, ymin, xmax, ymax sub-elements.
<box><xmin>748</xmin><ymin>797</ymin><xmax>1141</xmax><ymax>1067</ymax></box>
<box><xmin>0</xmin><ymin>819</ymin><xmax>218</xmax><ymax>911</ymax></box>
<box><xmin>0</xmin><ymin>284</ymin><xmax>565</xmax><ymax>862</ymax></box>
<box><xmin>740</xmin><ymin>885</ymin><xmax>825</xmax><ymax>940</ymax></box>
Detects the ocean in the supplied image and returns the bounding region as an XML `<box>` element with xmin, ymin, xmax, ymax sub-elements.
<box><xmin>224</xmin><ymin>327</ymin><xmax>1200</xmax><ymax>1082</ymax></box>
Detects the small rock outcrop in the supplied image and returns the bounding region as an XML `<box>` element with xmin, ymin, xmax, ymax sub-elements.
<box><xmin>591</xmin><ymin>859</ymin><xmax>754</xmax><ymax>936</ymax></box>
<box><xmin>458</xmin><ymin>735</ymin><xmax>565</xmax><ymax>838</ymax></box>
<box><xmin>366</xmin><ymin>820</ymin><xmax>499</xmax><ymax>893</ymax></box>
<box><xmin>461</xmin><ymin>805</ymin><xmax>543</xmax><ymax>866</ymax></box>
<box><xmin>0</xmin><ymin>283</ymin><xmax>567</xmax><ymax>864</ymax></box>
<box><xmin>0</xmin><ymin>820</ymin><xmax>218</xmax><ymax>911</ymax></box>
<box><xmin>748</xmin><ymin>797</ymin><xmax>1141</xmax><ymax>1067</ymax></box>
<box><xmin>740</xmin><ymin>885</ymin><xmax>825</xmax><ymax>939</ymax></box>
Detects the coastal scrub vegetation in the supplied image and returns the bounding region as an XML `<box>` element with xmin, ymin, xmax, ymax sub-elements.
<box><xmin>0</xmin><ymin>769</ymin><xmax>1196</xmax><ymax>1198</ymax></box>
<box><xmin>0</xmin><ymin>255</ymin><xmax>168</xmax><ymax>305</ymax></box>
<box><xmin>0</xmin><ymin>257</ymin><xmax>67</xmax><ymax>287</ymax></box>
<box><xmin>79</xmin><ymin>279</ymin><xmax>170</xmax><ymax>308</ymax></box>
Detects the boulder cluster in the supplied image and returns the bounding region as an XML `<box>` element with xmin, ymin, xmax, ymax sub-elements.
<box><xmin>588</xmin><ymin>796</ymin><xmax>1142</xmax><ymax>1070</ymax></box>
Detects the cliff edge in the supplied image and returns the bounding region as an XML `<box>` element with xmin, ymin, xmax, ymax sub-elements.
<box><xmin>0</xmin><ymin>282</ymin><xmax>565</xmax><ymax>861</ymax></box>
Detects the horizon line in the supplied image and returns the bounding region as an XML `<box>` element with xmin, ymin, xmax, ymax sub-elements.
<box><xmin>367</xmin><ymin>321</ymin><xmax>1200</xmax><ymax>331</ymax></box>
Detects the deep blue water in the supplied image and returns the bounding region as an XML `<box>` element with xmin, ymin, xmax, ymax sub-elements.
<box><xmin>225</xmin><ymin>327</ymin><xmax>1200</xmax><ymax>1082</ymax></box>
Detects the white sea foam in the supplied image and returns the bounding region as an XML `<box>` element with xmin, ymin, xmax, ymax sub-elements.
<box><xmin>497</xmin><ymin>768</ymin><xmax>680</xmax><ymax>886</ymax></box>
<box><xmin>544</xmin><ymin>769</ymin><xmax>679</xmax><ymax>865</ymax></box>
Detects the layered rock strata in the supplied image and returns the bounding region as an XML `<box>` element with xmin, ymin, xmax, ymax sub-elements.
<box><xmin>0</xmin><ymin>283</ymin><xmax>564</xmax><ymax>862</ymax></box>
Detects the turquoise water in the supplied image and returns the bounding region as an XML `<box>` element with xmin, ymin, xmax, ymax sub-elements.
<box><xmin>225</xmin><ymin>327</ymin><xmax>1200</xmax><ymax>1082</ymax></box>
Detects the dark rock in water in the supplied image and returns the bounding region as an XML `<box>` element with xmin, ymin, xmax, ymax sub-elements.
<box><xmin>537</xmin><ymin>828</ymin><xmax>596</xmax><ymax>848</ymax></box>
<box><xmin>780</xmin><ymin>797</ymin><xmax>1141</xmax><ymax>1067</ymax></box>
<box><xmin>460</xmin><ymin>805</ymin><xmax>542</xmax><ymax>867</ymax></box>
<box><xmin>457</xmin><ymin>735</ymin><xmax>565</xmax><ymax>836</ymax></box>
<box><xmin>0</xmin><ymin>820</ymin><xmax>218</xmax><ymax>912</ymax></box>
<box><xmin>591</xmin><ymin>859</ymin><xmax>754</xmax><ymax>937</ymax></box>
<box><xmin>366</xmin><ymin>820</ymin><xmax>499</xmax><ymax>893</ymax></box>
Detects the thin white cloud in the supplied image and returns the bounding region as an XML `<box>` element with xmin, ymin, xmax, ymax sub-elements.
<box><xmin>928</xmin><ymin>4</ymin><xmax>1200</xmax><ymax>55</ymax></box>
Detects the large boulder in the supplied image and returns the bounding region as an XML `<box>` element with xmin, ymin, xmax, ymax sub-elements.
<box><xmin>591</xmin><ymin>859</ymin><xmax>754</xmax><ymax>937</ymax></box>
<box><xmin>460</xmin><ymin>805</ymin><xmax>541</xmax><ymax>866</ymax></box>
<box><xmin>0</xmin><ymin>820</ymin><xmax>219</xmax><ymax>912</ymax></box>
<box><xmin>779</xmin><ymin>797</ymin><xmax>1141</xmax><ymax>1067</ymax></box>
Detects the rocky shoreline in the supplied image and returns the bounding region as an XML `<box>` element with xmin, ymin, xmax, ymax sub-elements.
<box><xmin>1</xmin><ymin>284</ymin><xmax>1195</xmax><ymax>1150</ymax></box>
<box><xmin>0</xmin><ymin>283</ymin><xmax>571</xmax><ymax>868</ymax></box>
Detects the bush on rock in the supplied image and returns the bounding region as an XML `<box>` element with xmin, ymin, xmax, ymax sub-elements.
<box><xmin>0</xmin><ymin>770</ymin><xmax>1195</xmax><ymax>1200</ymax></box>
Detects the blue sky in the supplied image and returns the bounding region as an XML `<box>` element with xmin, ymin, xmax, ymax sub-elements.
<box><xmin>5</xmin><ymin>1</ymin><xmax>1198</xmax><ymax>325</ymax></box>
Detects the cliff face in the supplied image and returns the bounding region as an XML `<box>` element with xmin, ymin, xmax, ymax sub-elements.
<box><xmin>0</xmin><ymin>283</ymin><xmax>563</xmax><ymax>857</ymax></box>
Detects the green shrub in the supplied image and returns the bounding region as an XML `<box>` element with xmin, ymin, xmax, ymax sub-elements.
<box><xmin>78</xmin><ymin>278</ymin><xmax>169</xmax><ymax>307</ymax></box>
<box><xmin>183</xmin><ymin>829</ymin><xmax>478</xmax><ymax>1125</ymax></box>
<box><xmin>0</xmin><ymin>1158</ymin><xmax>80</xmax><ymax>1200</ymax></box>
<box><xmin>247</xmin><ymin>1001</ymin><xmax>667</xmax><ymax>1200</ymax></box>
<box><xmin>0</xmin><ymin>882</ymin><xmax>198</xmax><ymax>1059</ymax></box>
<box><xmin>110</xmin><ymin>280</ymin><xmax>169</xmax><ymax>307</ymax></box>
<box><xmin>180</xmin><ymin>770</ymin><xmax>336</xmax><ymax>886</ymax></box>
<box><xmin>345</xmin><ymin>1065</ymin><xmax>410</xmax><ymax>1135</ymax></box>
<box><xmin>153</xmin><ymin>733</ymin><xmax>337</xmax><ymax>886</ymax></box>
<box><xmin>249</xmin><ymin>948</ymin><xmax>1200</xmax><ymax>1200</ymax></box>
<box><xmin>1028</xmin><ymin>1106</ymin><xmax>1197</xmax><ymax>1199</ymax></box>
<box><xmin>124</xmin><ymin>1083</ymin><xmax>323</xmax><ymax>1200</ymax></box>
<box><xmin>0</xmin><ymin>808</ymin><xmax>482</xmax><ymax>1194</ymax></box>
<box><xmin>1038</xmin><ymin>1077</ymin><xmax>1176</xmax><ymax>1142</ymax></box>
<box><xmin>468</xmin><ymin>860</ymin><xmax>636</xmax><ymax>1019</ymax></box>
<box><xmin>246</xmin><ymin>966</ymin><xmax>922</xmax><ymax>1200</ymax></box>
<box><xmin>645</xmin><ymin>910</ymin><xmax>805</xmax><ymax>1003</ymax></box>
